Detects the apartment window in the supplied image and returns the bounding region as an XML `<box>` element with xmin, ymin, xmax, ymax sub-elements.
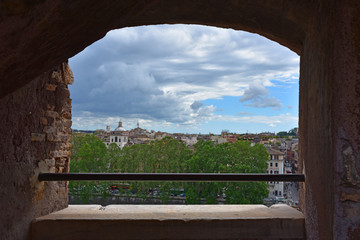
<box><xmin>115</xmin><ymin>136</ymin><xmax>118</xmax><ymax>142</ymax></box>
<box><xmin>270</xmin><ymin>170</ymin><xmax>273</xmax><ymax>174</ymax></box>
<box><xmin>275</xmin><ymin>163</ymin><xmax>278</xmax><ymax>167</ymax></box>
<box><xmin>270</xmin><ymin>162</ymin><xmax>273</xmax><ymax>167</ymax></box>
<box><xmin>279</xmin><ymin>191</ymin><xmax>282</xmax><ymax>196</ymax></box>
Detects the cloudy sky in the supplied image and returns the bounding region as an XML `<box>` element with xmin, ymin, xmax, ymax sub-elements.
<box><xmin>69</xmin><ymin>24</ymin><xmax>299</xmax><ymax>134</ymax></box>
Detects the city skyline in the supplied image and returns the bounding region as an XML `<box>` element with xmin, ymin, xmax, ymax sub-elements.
<box><xmin>69</xmin><ymin>24</ymin><xmax>299</xmax><ymax>134</ymax></box>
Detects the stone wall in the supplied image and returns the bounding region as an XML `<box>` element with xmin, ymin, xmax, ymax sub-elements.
<box><xmin>0</xmin><ymin>62</ymin><xmax>73</xmax><ymax>239</ymax></box>
<box><xmin>332</xmin><ymin>1</ymin><xmax>360</xmax><ymax>239</ymax></box>
<box><xmin>298</xmin><ymin>2</ymin><xmax>360</xmax><ymax>239</ymax></box>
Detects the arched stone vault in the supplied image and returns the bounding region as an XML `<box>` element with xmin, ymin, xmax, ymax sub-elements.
<box><xmin>1</xmin><ymin>1</ymin><xmax>360</xmax><ymax>239</ymax></box>
<box><xmin>0</xmin><ymin>0</ymin><xmax>308</xmax><ymax>98</ymax></box>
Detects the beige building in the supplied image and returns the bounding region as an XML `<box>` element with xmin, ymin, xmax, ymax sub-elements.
<box><xmin>105</xmin><ymin>121</ymin><xmax>129</xmax><ymax>149</ymax></box>
<box><xmin>266</xmin><ymin>148</ymin><xmax>285</xmax><ymax>199</ymax></box>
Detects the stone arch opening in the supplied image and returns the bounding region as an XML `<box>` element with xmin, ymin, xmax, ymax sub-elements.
<box><xmin>67</xmin><ymin>23</ymin><xmax>300</xmax><ymax>205</ymax></box>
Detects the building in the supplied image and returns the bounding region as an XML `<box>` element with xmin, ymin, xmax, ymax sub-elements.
<box><xmin>267</xmin><ymin>148</ymin><xmax>285</xmax><ymax>199</ymax></box>
<box><xmin>105</xmin><ymin>121</ymin><xmax>129</xmax><ymax>149</ymax></box>
<box><xmin>128</xmin><ymin>122</ymin><xmax>152</xmax><ymax>145</ymax></box>
<box><xmin>210</xmin><ymin>135</ymin><xmax>227</xmax><ymax>145</ymax></box>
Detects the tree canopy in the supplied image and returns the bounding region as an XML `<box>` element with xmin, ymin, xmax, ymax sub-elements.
<box><xmin>183</xmin><ymin>140</ymin><xmax>268</xmax><ymax>203</ymax></box>
<box><xmin>276</xmin><ymin>128</ymin><xmax>298</xmax><ymax>137</ymax></box>
<box><xmin>70</xmin><ymin>133</ymin><xmax>107</xmax><ymax>173</ymax></box>
<box><xmin>69</xmin><ymin>134</ymin><xmax>269</xmax><ymax>204</ymax></box>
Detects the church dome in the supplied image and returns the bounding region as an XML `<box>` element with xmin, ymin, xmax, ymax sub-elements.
<box><xmin>114</xmin><ymin>121</ymin><xmax>126</xmax><ymax>132</ymax></box>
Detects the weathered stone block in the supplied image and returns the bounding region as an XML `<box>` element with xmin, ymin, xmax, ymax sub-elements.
<box><xmin>43</xmin><ymin>126</ymin><xmax>56</xmax><ymax>134</ymax></box>
<box><xmin>63</xmin><ymin>63</ymin><xmax>74</xmax><ymax>85</ymax></box>
<box><xmin>51</xmin><ymin>71</ymin><xmax>62</xmax><ymax>82</ymax></box>
<box><xmin>52</xmin><ymin>151</ymin><xmax>70</xmax><ymax>159</ymax></box>
<box><xmin>56</xmin><ymin>134</ymin><xmax>71</xmax><ymax>142</ymax></box>
<box><xmin>61</xmin><ymin>111</ymin><xmax>71</xmax><ymax>119</ymax></box>
<box><xmin>31</xmin><ymin>133</ymin><xmax>45</xmax><ymax>142</ymax></box>
<box><xmin>45</xmin><ymin>84</ymin><xmax>57</xmax><ymax>91</ymax></box>
<box><xmin>46</xmin><ymin>110</ymin><xmax>59</xmax><ymax>119</ymax></box>
<box><xmin>47</xmin><ymin>134</ymin><xmax>61</xmax><ymax>142</ymax></box>
<box><xmin>47</xmin><ymin>104</ymin><xmax>55</xmax><ymax>111</ymax></box>
<box><xmin>340</xmin><ymin>192</ymin><xmax>360</xmax><ymax>203</ymax></box>
<box><xmin>45</xmin><ymin>158</ymin><xmax>55</xmax><ymax>167</ymax></box>
<box><xmin>61</xmin><ymin>119</ymin><xmax>72</xmax><ymax>129</ymax></box>
<box><xmin>40</xmin><ymin>117</ymin><xmax>48</xmax><ymax>125</ymax></box>
<box><xmin>57</xmin><ymin>166</ymin><xmax>65</xmax><ymax>173</ymax></box>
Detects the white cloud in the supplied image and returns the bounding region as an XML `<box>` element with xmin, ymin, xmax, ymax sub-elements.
<box><xmin>237</xmin><ymin>111</ymin><xmax>254</xmax><ymax>116</ymax></box>
<box><xmin>190</xmin><ymin>101</ymin><xmax>204</xmax><ymax>111</ymax></box>
<box><xmin>239</xmin><ymin>82</ymin><xmax>283</xmax><ymax>110</ymax></box>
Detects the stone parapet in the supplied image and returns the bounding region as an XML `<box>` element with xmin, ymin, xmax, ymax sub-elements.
<box><xmin>32</xmin><ymin>204</ymin><xmax>305</xmax><ymax>240</ymax></box>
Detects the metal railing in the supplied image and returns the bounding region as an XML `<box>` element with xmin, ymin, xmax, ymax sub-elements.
<box><xmin>38</xmin><ymin>173</ymin><xmax>305</xmax><ymax>182</ymax></box>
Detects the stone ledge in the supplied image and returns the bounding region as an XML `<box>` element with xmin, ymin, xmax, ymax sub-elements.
<box><xmin>32</xmin><ymin>204</ymin><xmax>304</xmax><ymax>240</ymax></box>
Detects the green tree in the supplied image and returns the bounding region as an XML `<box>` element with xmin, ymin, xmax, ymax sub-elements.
<box><xmin>150</xmin><ymin>137</ymin><xmax>191</xmax><ymax>173</ymax></box>
<box><xmin>106</xmin><ymin>143</ymin><xmax>122</xmax><ymax>172</ymax></box>
<box><xmin>113</xmin><ymin>137</ymin><xmax>192</xmax><ymax>202</ymax></box>
<box><xmin>184</xmin><ymin>140</ymin><xmax>269</xmax><ymax>204</ymax></box>
<box><xmin>277</xmin><ymin>131</ymin><xmax>288</xmax><ymax>137</ymax></box>
<box><xmin>69</xmin><ymin>134</ymin><xmax>109</xmax><ymax>201</ymax></box>
<box><xmin>288</xmin><ymin>127</ymin><xmax>298</xmax><ymax>136</ymax></box>
<box><xmin>70</xmin><ymin>134</ymin><xmax>107</xmax><ymax>173</ymax></box>
<box><xmin>69</xmin><ymin>134</ymin><xmax>269</xmax><ymax>205</ymax></box>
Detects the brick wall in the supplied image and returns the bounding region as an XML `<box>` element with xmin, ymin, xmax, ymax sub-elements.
<box><xmin>0</xmin><ymin>62</ymin><xmax>73</xmax><ymax>240</ymax></box>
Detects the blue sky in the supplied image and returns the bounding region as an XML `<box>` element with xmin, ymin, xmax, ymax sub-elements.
<box><xmin>69</xmin><ymin>24</ymin><xmax>299</xmax><ymax>134</ymax></box>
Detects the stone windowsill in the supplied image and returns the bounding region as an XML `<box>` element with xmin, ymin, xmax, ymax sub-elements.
<box><xmin>32</xmin><ymin>204</ymin><xmax>305</xmax><ymax>240</ymax></box>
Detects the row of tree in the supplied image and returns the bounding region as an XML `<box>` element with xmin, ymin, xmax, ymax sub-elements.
<box><xmin>70</xmin><ymin>134</ymin><xmax>269</xmax><ymax>204</ymax></box>
<box><xmin>276</xmin><ymin>127</ymin><xmax>298</xmax><ymax>137</ymax></box>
